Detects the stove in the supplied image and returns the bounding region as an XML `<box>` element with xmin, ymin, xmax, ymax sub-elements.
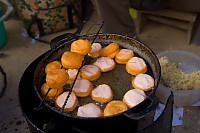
<box><xmin>18</xmin><ymin>51</ymin><xmax>140</xmax><ymax>133</ymax></box>
<box><xmin>18</xmin><ymin>33</ymin><xmax>174</xmax><ymax>133</ymax></box>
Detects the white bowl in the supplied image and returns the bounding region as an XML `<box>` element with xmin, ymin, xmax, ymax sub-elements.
<box><xmin>156</xmin><ymin>50</ymin><xmax>200</xmax><ymax>107</ymax></box>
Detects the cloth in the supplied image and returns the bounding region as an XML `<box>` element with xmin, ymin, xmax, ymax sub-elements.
<box><xmin>94</xmin><ymin>0</ymin><xmax>136</xmax><ymax>37</ymax></box>
<box><xmin>17</xmin><ymin>0</ymin><xmax>81</xmax><ymax>37</ymax></box>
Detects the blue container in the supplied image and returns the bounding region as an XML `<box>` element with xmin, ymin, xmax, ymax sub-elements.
<box><xmin>0</xmin><ymin>7</ymin><xmax>7</xmax><ymax>48</ymax></box>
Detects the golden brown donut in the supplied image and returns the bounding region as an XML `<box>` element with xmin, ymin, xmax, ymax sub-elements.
<box><xmin>80</xmin><ymin>65</ymin><xmax>101</xmax><ymax>81</ymax></box>
<box><xmin>126</xmin><ymin>57</ymin><xmax>147</xmax><ymax>75</ymax></box>
<box><xmin>61</xmin><ymin>51</ymin><xmax>84</xmax><ymax>69</ymax></box>
<box><xmin>88</xmin><ymin>43</ymin><xmax>102</xmax><ymax>58</ymax></box>
<box><xmin>45</xmin><ymin>61</ymin><xmax>62</xmax><ymax>74</ymax></box>
<box><xmin>71</xmin><ymin>39</ymin><xmax>92</xmax><ymax>56</ymax></box>
<box><xmin>72</xmin><ymin>79</ymin><xmax>93</xmax><ymax>97</ymax></box>
<box><xmin>46</xmin><ymin>69</ymin><xmax>69</xmax><ymax>88</ymax></box>
<box><xmin>41</xmin><ymin>83</ymin><xmax>63</xmax><ymax>101</ymax></box>
<box><xmin>55</xmin><ymin>91</ymin><xmax>78</xmax><ymax>112</ymax></box>
<box><xmin>104</xmin><ymin>100</ymin><xmax>128</xmax><ymax>116</ymax></box>
<box><xmin>107</xmin><ymin>50</ymin><xmax>119</xmax><ymax>59</ymax></box>
<box><xmin>91</xmin><ymin>84</ymin><xmax>113</xmax><ymax>103</ymax></box>
<box><xmin>115</xmin><ymin>49</ymin><xmax>134</xmax><ymax>64</ymax></box>
<box><xmin>132</xmin><ymin>74</ymin><xmax>155</xmax><ymax>91</ymax></box>
<box><xmin>100</xmin><ymin>42</ymin><xmax>119</xmax><ymax>58</ymax></box>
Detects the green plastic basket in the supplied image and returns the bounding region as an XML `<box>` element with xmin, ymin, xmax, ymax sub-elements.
<box><xmin>0</xmin><ymin>6</ymin><xmax>7</xmax><ymax>48</ymax></box>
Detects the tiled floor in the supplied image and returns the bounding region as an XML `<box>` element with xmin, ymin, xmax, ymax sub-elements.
<box><xmin>0</xmin><ymin>9</ymin><xmax>200</xmax><ymax>133</ymax></box>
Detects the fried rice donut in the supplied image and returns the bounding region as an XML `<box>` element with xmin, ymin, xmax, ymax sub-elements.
<box><xmin>115</xmin><ymin>49</ymin><xmax>134</xmax><ymax>64</ymax></box>
<box><xmin>45</xmin><ymin>61</ymin><xmax>62</xmax><ymax>74</ymax></box>
<box><xmin>71</xmin><ymin>39</ymin><xmax>92</xmax><ymax>56</ymax></box>
<box><xmin>55</xmin><ymin>91</ymin><xmax>78</xmax><ymax>112</ymax></box>
<box><xmin>72</xmin><ymin>79</ymin><xmax>93</xmax><ymax>97</ymax></box>
<box><xmin>100</xmin><ymin>42</ymin><xmax>119</xmax><ymax>58</ymax></box>
<box><xmin>80</xmin><ymin>65</ymin><xmax>101</xmax><ymax>81</ymax></box>
<box><xmin>41</xmin><ymin>83</ymin><xmax>63</xmax><ymax>101</ymax></box>
<box><xmin>61</xmin><ymin>51</ymin><xmax>84</xmax><ymax>69</ymax></box>
<box><xmin>88</xmin><ymin>43</ymin><xmax>102</xmax><ymax>58</ymax></box>
<box><xmin>126</xmin><ymin>57</ymin><xmax>147</xmax><ymax>75</ymax></box>
<box><xmin>46</xmin><ymin>69</ymin><xmax>69</xmax><ymax>88</ymax></box>
<box><xmin>104</xmin><ymin>100</ymin><xmax>128</xmax><ymax>116</ymax></box>
<box><xmin>77</xmin><ymin>103</ymin><xmax>102</xmax><ymax>117</ymax></box>
<box><xmin>93</xmin><ymin>57</ymin><xmax>116</xmax><ymax>72</ymax></box>
<box><xmin>132</xmin><ymin>74</ymin><xmax>155</xmax><ymax>91</ymax></box>
<box><xmin>123</xmin><ymin>89</ymin><xmax>146</xmax><ymax>108</ymax></box>
<box><xmin>91</xmin><ymin>84</ymin><xmax>113</xmax><ymax>103</ymax></box>
<box><xmin>66</xmin><ymin>69</ymin><xmax>81</xmax><ymax>84</ymax></box>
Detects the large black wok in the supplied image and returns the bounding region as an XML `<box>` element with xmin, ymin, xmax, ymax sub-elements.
<box><xmin>33</xmin><ymin>33</ymin><xmax>161</xmax><ymax>133</ymax></box>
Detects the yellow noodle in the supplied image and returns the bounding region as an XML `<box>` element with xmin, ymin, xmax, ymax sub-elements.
<box><xmin>159</xmin><ymin>57</ymin><xmax>200</xmax><ymax>90</ymax></box>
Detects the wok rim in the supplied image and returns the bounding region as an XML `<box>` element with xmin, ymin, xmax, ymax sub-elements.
<box><xmin>33</xmin><ymin>33</ymin><xmax>161</xmax><ymax>120</ymax></box>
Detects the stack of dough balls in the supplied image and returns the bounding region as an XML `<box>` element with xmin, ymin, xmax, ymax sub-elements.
<box><xmin>46</xmin><ymin>68</ymin><xmax>69</xmax><ymax>89</ymax></box>
<box><xmin>45</xmin><ymin>61</ymin><xmax>62</xmax><ymax>74</ymax></box>
<box><xmin>42</xmin><ymin>61</ymin><xmax>67</xmax><ymax>102</ymax></box>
